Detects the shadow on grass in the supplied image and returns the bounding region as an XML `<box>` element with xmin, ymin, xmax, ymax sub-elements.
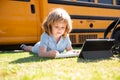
<box><xmin>77</xmin><ymin>58</ymin><xmax>108</xmax><ymax>63</ymax></box>
<box><xmin>9</xmin><ymin>53</ymin><xmax>52</xmax><ymax>64</ymax></box>
<box><xmin>77</xmin><ymin>55</ymin><xmax>120</xmax><ymax>63</ymax></box>
<box><xmin>0</xmin><ymin>50</ymin><xmax>52</xmax><ymax>64</ymax></box>
<box><xmin>9</xmin><ymin>54</ymin><xmax>51</xmax><ymax>64</ymax></box>
<box><xmin>0</xmin><ymin>50</ymin><xmax>25</xmax><ymax>54</ymax></box>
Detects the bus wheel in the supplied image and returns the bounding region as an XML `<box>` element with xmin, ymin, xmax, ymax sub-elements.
<box><xmin>112</xmin><ymin>30</ymin><xmax>120</xmax><ymax>55</ymax></box>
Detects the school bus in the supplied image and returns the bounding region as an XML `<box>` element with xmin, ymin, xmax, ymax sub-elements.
<box><xmin>0</xmin><ymin>0</ymin><xmax>120</xmax><ymax>45</ymax></box>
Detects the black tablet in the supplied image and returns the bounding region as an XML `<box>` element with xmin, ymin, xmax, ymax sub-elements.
<box><xmin>78</xmin><ymin>39</ymin><xmax>115</xmax><ymax>59</ymax></box>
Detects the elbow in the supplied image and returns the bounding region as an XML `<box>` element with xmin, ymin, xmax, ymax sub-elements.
<box><xmin>38</xmin><ymin>52</ymin><xmax>50</xmax><ymax>58</ymax></box>
<box><xmin>38</xmin><ymin>52</ymin><xmax>44</xmax><ymax>58</ymax></box>
<box><xmin>38</xmin><ymin>50</ymin><xmax>58</xmax><ymax>58</ymax></box>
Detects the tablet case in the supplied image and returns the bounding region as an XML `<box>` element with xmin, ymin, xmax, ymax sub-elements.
<box><xmin>79</xmin><ymin>39</ymin><xmax>115</xmax><ymax>59</ymax></box>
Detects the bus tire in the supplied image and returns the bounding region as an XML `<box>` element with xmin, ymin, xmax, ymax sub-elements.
<box><xmin>112</xmin><ymin>30</ymin><xmax>120</xmax><ymax>55</ymax></box>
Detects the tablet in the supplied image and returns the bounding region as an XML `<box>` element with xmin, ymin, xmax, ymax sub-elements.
<box><xmin>78</xmin><ymin>39</ymin><xmax>115</xmax><ymax>59</ymax></box>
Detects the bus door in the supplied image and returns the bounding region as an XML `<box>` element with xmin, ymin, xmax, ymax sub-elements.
<box><xmin>0</xmin><ymin>0</ymin><xmax>41</xmax><ymax>45</ymax></box>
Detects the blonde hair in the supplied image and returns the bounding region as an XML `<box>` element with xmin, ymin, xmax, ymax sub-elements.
<box><xmin>42</xmin><ymin>8</ymin><xmax>72</xmax><ymax>38</ymax></box>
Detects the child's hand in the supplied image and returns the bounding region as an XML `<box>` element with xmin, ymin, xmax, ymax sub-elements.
<box><xmin>48</xmin><ymin>50</ymin><xmax>60</xmax><ymax>58</ymax></box>
<box><xmin>73</xmin><ymin>50</ymin><xmax>81</xmax><ymax>54</ymax></box>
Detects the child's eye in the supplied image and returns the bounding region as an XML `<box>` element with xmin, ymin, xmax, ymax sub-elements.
<box><xmin>55</xmin><ymin>26</ymin><xmax>58</xmax><ymax>28</ymax></box>
<box><xmin>62</xmin><ymin>27</ymin><xmax>65</xmax><ymax>29</ymax></box>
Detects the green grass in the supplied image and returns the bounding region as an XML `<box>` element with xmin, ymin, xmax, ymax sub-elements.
<box><xmin>0</xmin><ymin>50</ymin><xmax>120</xmax><ymax>80</ymax></box>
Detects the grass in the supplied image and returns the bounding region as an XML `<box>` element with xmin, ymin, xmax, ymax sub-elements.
<box><xmin>0</xmin><ymin>50</ymin><xmax>120</xmax><ymax>80</ymax></box>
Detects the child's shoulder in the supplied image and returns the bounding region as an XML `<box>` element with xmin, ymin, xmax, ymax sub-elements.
<box><xmin>41</xmin><ymin>32</ymin><xmax>49</xmax><ymax>36</ymax></box>
<box><xmin>62</xmin><ymin>34</ymin><xmax>70</xmax><ymax>40</ymax></box>
<box><xmin>41</xmin><ymin>32</ymin><xmax>49</xmax><ymax>38</ymax></box>
<box><xmin>66</xmin><ymin>34</ymin><xmax>70</xmax><ymax>38</ymax></box>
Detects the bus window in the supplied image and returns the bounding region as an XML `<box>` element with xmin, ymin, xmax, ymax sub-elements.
<box><xmin>77</xmin><ymin>0</ymin><xmax>94</xmax><ymax>2</ymax></box>
<box><xmin>98</xmin><ymin>0</ymin><xmax>113</xmax><ymax>5</ymax></box>
<box><xmin>116</xmin><ymin>0</ymin><xmax>120</xmax><ymax>5</ymax></box>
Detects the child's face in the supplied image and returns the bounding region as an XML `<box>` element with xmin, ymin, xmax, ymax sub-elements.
<box><xmin>51</xmin><ymin>21</ymin><xmax>67</xmax><ymax>38</ymax></box>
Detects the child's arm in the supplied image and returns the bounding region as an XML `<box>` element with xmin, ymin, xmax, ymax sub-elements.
<box><xmin>38</xmin><ymin>46</ymin><xmax>59</xmax><ymax>58</ymax></box>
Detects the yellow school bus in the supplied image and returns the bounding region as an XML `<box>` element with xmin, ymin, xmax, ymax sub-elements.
<box><xmin>0</xmin><ymin>0</ymin><xmax>120</xmax><ymax>45</ymax></box>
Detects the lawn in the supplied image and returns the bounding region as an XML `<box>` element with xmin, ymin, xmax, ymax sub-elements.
<box><xmin>0</xmin><ymin>50</ymin><xmax>120</xmax><ymax>80</ymax></box>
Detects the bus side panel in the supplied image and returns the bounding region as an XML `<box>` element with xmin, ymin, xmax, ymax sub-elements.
<box><xmin>0</xmin><ymin>0</ymin><xmax>41</xmax><ymax>45</ymax></box>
